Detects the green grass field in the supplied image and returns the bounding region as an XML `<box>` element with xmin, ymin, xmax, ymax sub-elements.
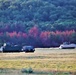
<box><xmin>0</xmin><ymin>48</ymin><xmax>76</xmax><ymax>75</ymax></box>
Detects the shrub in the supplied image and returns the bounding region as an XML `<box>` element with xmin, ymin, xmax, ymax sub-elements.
<box><xmin>21</xmin><ymin>67</ymin><xmax>33</xmax><ymax>73</ymax></box>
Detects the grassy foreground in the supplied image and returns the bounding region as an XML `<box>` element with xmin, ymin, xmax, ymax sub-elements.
<box><xmin>0</xmin><ymin>48</ymin><xmax>76</xmax><ymax>75</ymax></box>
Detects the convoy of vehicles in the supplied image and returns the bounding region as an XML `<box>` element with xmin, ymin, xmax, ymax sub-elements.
<box><xmin>0</xmin><ymin>42</ymin><xmax>76</xmax><ymax>53</ymax></box>
<box><xmin>0</xmin><ymin>43</ymin><xmax>35</xmax><ymax>53</ymax></box>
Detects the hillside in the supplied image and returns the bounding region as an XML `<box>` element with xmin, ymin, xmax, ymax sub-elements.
<box><xmin>0</xmin><ymin>0</ymin><xmax>76</xmax><ymax>47</ymax></box>
<box><xmin>0</xmin><ymin>0</ymin><xmax>76</xmax><ymax>32</ymax></box>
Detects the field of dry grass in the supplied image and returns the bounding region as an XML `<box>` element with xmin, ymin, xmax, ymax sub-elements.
<box><xmin>0</xmin><ymin>48</ymin><xmax>76</xmax><ymax>75</ymax></box>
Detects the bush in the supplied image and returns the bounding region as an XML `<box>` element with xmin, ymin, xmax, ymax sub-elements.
<box><xmin>21</xmin><ymin>67</ymin><xmax>33</xmax><ymax>73</ymax></box>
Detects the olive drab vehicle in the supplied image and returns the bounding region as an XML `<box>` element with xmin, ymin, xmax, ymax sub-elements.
<box><xmin>2</xmin><ymin>43</ymin><xmax>22</xmax><ymax>52</ymax></box>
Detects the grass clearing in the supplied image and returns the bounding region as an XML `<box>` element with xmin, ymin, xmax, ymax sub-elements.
<box><xmin>0</xmin><ymin>48</ymin><xmax>76</xmax><ymax>75</ymax></box>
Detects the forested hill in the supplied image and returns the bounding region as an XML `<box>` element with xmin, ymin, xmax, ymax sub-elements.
<box><xmin>0</xmin><ymin>0</ymin><xmax>76</xmax><ymax>32</ymax></box>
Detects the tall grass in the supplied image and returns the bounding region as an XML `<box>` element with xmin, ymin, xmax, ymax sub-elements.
<box><xmin>0</xmin><ymin>49</ymin><xmax>76</xmax><ymax>75</ymax></box>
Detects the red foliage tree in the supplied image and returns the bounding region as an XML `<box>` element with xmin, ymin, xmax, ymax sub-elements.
<box><xmin>40</xmin><ymin>31</ymin><xmax>51</xmax><ymax>47</ymax></box>
<box><xmin>8</xmin><ymin>31</ymin><xmax>17</xmax><ymax>37</ymax></box>
<box><xmin>28</xmin><ymin>26</ymin><xmax>39</xmax><ymax>38</ymax></box>
<box><xmin>22</xmin><ymin>33</ymin><xmax>27</xmax><ymax>38</ymax></box>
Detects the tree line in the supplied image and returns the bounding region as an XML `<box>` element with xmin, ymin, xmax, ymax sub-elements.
<box><xmin>0</xmin><ymin>26</ymin><xmax>76</xmax><ymax>47</ymax></box>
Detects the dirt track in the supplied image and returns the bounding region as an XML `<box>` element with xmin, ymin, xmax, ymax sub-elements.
<box><xmin>35</xmin><ymin>48</ymin><xmax>76</xmax><ymax>54</ymax></box>
<box><xmin>0</xmin><ymin>48</ymin><xmax>76</xmax><ymax>55</ymax></box>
